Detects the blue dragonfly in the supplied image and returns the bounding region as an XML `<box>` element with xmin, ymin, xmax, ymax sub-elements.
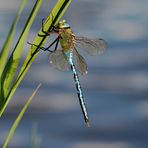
<box><xmin>28</xmin><ymin>19</ymin><xmax>107</xmax><ymax>127</ymax></box>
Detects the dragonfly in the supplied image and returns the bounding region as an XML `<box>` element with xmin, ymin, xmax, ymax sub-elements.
<box><xmin>28</xmin><ymin>19</ymin><xmax>107</xmax><ymax>127</ymax></box>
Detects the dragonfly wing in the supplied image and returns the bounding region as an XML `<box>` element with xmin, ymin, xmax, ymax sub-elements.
<box><xmin>73</xmin><ymin>48</ymin><xmax>88</xmax><ymax>75</ymax></box>
<box><xmin>49</xmin><ymin>49</ymin><xmax>69</xmax><ymax>71</ymax></box>
<box><xmin>75</xmin><ymin>36</ymin><xmax>107</xmax><ymax>55</ymax></box>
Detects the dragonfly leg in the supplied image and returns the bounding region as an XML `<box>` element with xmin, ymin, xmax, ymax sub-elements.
<box><xmin>27</xmin><ymin>36</ymin><xmax>59</xmax><ymax>53</ymax></box>
<box><xmin>42</xmin><ymin>36</ymin><xmax>59</xmax><ymax>52</ymax></box>
<box><xmin>38</xmin><ymin>18</ymin><xmax>50</xmax><ymax>37</ymax></box>
<box><xmin>27</xmin><ymin>42</ymin><xmax>52</xmax><ymax>52</ymax></box>
<box><xmin>53</xmin><ymin>37</ymin><xmax>59</xmax><ymax>51</ymax></box>
<box><xmin>38</xmin><ymin>18</ymin><xmax>59</xmax><ymax>37</ymax></box>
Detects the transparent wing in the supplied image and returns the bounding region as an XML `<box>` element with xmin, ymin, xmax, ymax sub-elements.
<box><xmin>75</xmin><ymin>36</ymin><xmax>107</xmax><ymax>55</ymax></box>
<box><xmin>49</xmin><ymin>49</ymin><xmax>70</xmax><ymax>71</ymax></box>
<box><xmin>73</xmin><ymin>48</ymin><xmax>88</xmax><ymax>75</ymax></box>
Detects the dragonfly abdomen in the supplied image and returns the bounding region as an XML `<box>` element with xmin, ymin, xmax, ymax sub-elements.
<box><xmin>65</xmin><ymin>51</ymin><xmax>90</xmax><ymax>126</ymax></box>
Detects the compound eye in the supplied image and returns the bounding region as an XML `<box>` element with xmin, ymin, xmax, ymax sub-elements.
<box><xmin>58</xmin><ymin>19</ymin><xmax>70</xmax><ymax>29</ymax></box>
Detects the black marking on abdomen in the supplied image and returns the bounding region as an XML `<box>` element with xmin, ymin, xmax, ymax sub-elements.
<box><xmin>70</xmin><ymin>59</ymin><xmax>90</xmax><ymax>126</ymax></box>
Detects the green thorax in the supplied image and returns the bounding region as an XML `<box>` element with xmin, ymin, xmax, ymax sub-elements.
<box><xmin>59</xmin><ymin>29</ymin><xmax>74</xmax><ymax>52</ymax></box>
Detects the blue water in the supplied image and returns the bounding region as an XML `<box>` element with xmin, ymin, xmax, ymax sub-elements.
<box><xmin>0</xmin><ymin>0</ymin><xmax>148</xmax><ymax>147</ymax></box>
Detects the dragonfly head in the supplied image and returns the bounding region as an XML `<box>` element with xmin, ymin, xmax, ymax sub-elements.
<box><xmin>56</xmin><ymin>19</ymin><xmax>70</xmax><ymax>29</ymax></box>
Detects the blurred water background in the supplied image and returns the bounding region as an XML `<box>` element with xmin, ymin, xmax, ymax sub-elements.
<box><xmin>0</xmin><ymin>0</ymin><xmax>148</xmax><ymax>147</ymax></box>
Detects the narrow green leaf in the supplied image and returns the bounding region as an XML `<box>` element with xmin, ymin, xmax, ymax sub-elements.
<box><xmin>0</xmin><ymin>0</ymin><xmax>42</xmax><ymax>116</ymax></box>
<box><xmin>18</xmin><ymin>0</ymin><xmax>73</xmax><ymax>74</ymax></box>
<box><xmin>2</xmin><ymin>83</ymin><xmax>42</xmax><ymax>148</ymax></box>
<box><xmin>0</xmin><ymin>0</ymin><xmax>72</xmax><ymax>116</ymax></box>
<box><xmin>0</xmin><ymin>0</ymin><xmax>28</xmax><ymax>77</ymax></box>
<box><xmin>17</xmin><ymin>0</ymin><xmax>73</xmax><ymax>92</ymax></box>
<box><xmin>0</xmin><ymin>0</ymin><xmax>42</xmax><ymax>99</ymax></box>
<box><xmin>0</xmin><ymin>0</ymin><xmax>28</xmax><ymax>105</ymax></box>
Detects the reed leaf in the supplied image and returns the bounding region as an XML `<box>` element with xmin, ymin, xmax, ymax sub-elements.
<box><xmin>0</xmin><ymin>0</ymin><xmax>42</xmax><ymax>116</ymax></box>
<box><xmin>0</xmin><ymin>0</ymin><xmax>28</xmax><ymax>76</ymax></box>
<box><xmin>2</xmin><ymin>83</ymin><xmax>42</xmax><ymax>148</ymax></box>
<box><xmin>0</xmin><ymin>0</ymin><xmax>72</xmax><ymax>116</ymax></box>
<box><xmin>0</xmin><ymin>0</ymin><xmax>42</xmax><ymax>99</ymax></box>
